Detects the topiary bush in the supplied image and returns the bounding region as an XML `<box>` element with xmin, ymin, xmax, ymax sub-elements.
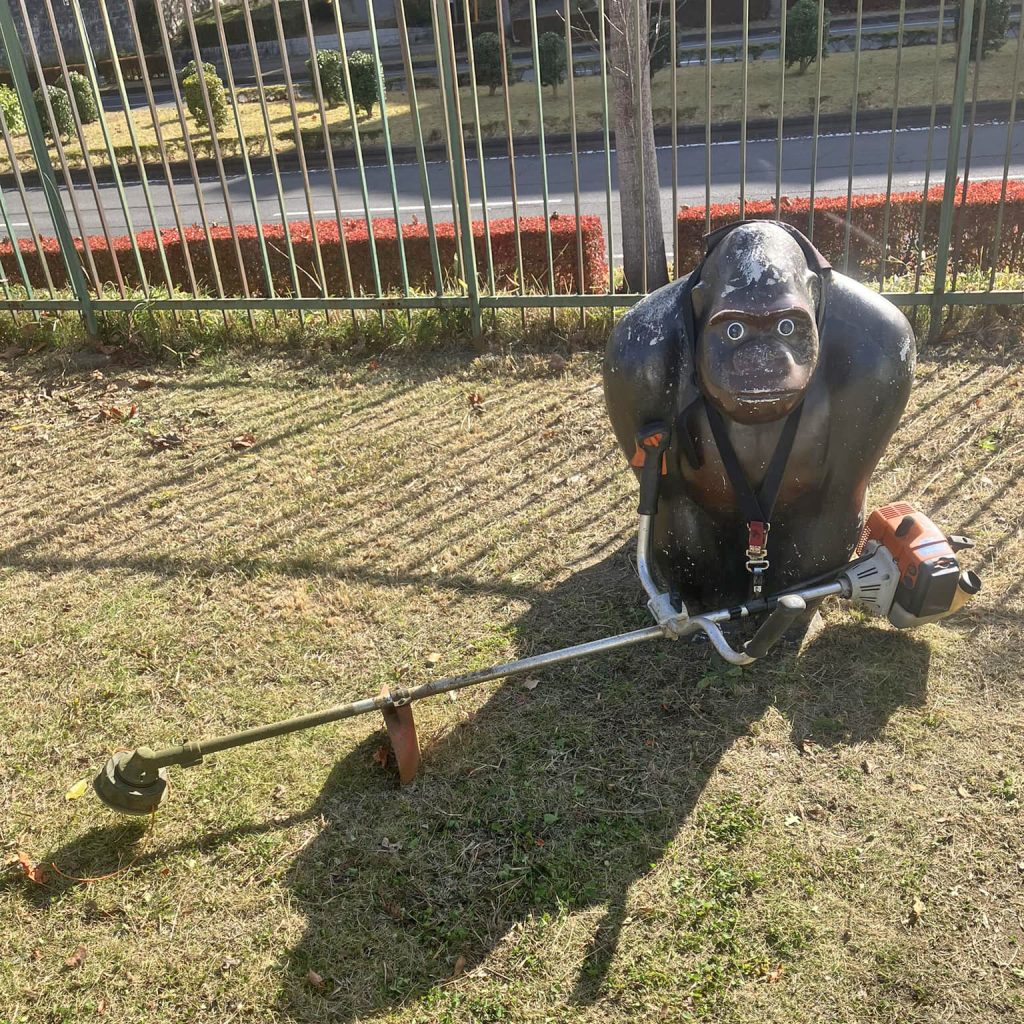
<box><xmin>0</xmin><ymin>85</ymin><xmax>23</xmax><ymax>134</ymax></box>
<box><xmin>306</xmin><ymin>49</ymin><xmax>346</xmax><ymax>106</ymax></box>
<box><xmin>180</xmin><ymin>60</ymin><xmax>229</xmax><ymax>133</ymax></box>
<box><xmin>33</xmin><ymin>84</ymin><xmax>74</xmax><ymax>140</ymax></box>
<box><xmin>538</xmin><ymin>31</ymin><xmax>566</xmax><ymax>96</ymax></box>
<box><xmin>473</xmin><ymin>32</ymin><xmax>505</xmax><ymax>96</ymax></box>
<box><xmin>786</xmin><ymin>0</ymin><xmax>832</xmax><ymax>73</ymax></box>
<box><xmin>969</xmin><ymin>0</ymin><xmax>1012</xmax><ymax>60</ymax></box>
<box><xmin>346</xmin><ymin>49</ymin><xmax>383</xmax><ymax>118</ymax></box>
<box><xmin>67</xmin><ymin>70</ymin><xmax>99</xmax><ymax>125</ymax></box>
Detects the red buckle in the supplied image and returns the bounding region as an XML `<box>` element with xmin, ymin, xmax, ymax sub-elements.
<box><xmin>747</xmin><ymin>520</ymin><xmax>767</xmax><ymax>553</ymax></box>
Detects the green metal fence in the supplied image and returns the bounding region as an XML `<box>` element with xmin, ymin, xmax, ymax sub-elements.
<box><xmin>0</xmin><ymin>0</ymin><xmax>1020</xmax><ymax>336</ymax></box>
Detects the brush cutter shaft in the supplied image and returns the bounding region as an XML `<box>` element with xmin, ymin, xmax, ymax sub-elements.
<box><xmin>116</xmin><ymin>624</ymin><xmax>668</xmax><ymax>780</ymax></box>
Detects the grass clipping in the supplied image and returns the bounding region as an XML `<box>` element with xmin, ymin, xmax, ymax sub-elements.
<box><xmin>0</xmin><ymin>342</ymin><xmax>1021</xmax><ymax>1023</ymax></box>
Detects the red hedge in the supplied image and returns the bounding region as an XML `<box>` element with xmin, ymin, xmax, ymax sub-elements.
<box><xmin>0</xmin><ymin>214</ymin><xmax>607</xmax><ymax>298</ymax></box>
<box><xmin>678</xmin><ymin>180</ymin><xmax>1024</xmax><ymax>281</ymax></box>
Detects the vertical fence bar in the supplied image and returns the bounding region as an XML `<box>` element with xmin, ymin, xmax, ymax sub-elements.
<box><xmin>930</xmin><ymin>0</ymin><xmax>977</xmax><ymax>337</ymax></box>
<box><xmin>265</xmin><ymin>0</ymin><xmax>331</xmax><ymax>307</ymax></box>
<box><xmin>333</xmin><ymin>2</ymin><xmax>386</xmax><ymax>311</ymax></box>
<box><xmin>526</xmin><ymin>0</ymin><xmax>557</xmax><ymax>312</ymax></box>
<box><xmin>986</xmin><ymin>0</ymin><xmax>1024</xmax><ymax>291</ymax></box>
<box><xmin>599</xmin><ymin>0</ymin><xmax>615</xmax><ymax>294</ymax></box>
<box><xmin>427</xmin><ymin>0</ymin><xmax>463</xmax><ymax>242</ymax></box>
<box><xmin>61</xmin><ymin>0</ymin><xmax>150</xmax><ymax>295</ymax></box>
<box><xmin>912</xmin><ymin>0</ymin><xmax>948</xmax><ymax>295</ymax></box>
<box><xmin>0</xmin><ymin>132</ymin><xmax>40</xmax><ymax>318</ymax></box>
<box><xmin>774</xmin><ymin>0</ymin><xmax>787</xmax><ymax>219</ymax></box>
<box><xmin>0</xmin><ymin>117</ymin><xmax>55</xmax><ymax>297</ymax></box>
<box><xmin>238</xmin><ymin>0</ymin><xmax>305</xmax><ymax>312</ymax></box>
<box><xmin>16</xmin><ymin>0</ymin><xmax>104</xmax><ymax>296</ymax></box>
<box><xmin>807</xmin><ymin>0</ymin><xmax>826</xmax><ymax>239</ymax></box>
<box><xmin>634</xmin><ymin>0</ymin><xmax>648</xmax><ymax>293</ymax></box>
<box><xmin>123</xmin><ymin>0</ymin><xmax>200</xmax><ymax>303</ymax></box>
<box><xmin>879</xmin><ymin>0</ymin><xmax>907</xmax><ymax>288</ymax></box>
<box><xmin>704</xmin><ymin>0</ymin><xmax>711</xmax><ymax>234</ymax></box>
<box><xmin>364</xmin><ymin>0</ymin><xmax>413</xmax><ymax>305</ymax></box>
<box><xmin>460</xmin><ymin>1</ymin><xmax>497</xmax><ymax>305</ymax></box>
<box><xmin>217</xmin><ymin>0</ymin><xmax>281</xmax><ymax>309</ymax></box>
<box><xmin>565</xmin><ymin>0</ymin><xmax>585</xmax><ymax>311</ymax></box>
<box><xmin>395</xmin><ymin>0</ymin><xmax>445</xmax><ymax>296</ymax></box>
<box><xmin>0</xmin><ymin>0</ymin><xmax>93</xmax><ymax>330</ymax></box>
<box><xmin>739</xmin><ymin>0</ymin><xmax>749</xmax><ymax>218</ymax></box>
<box><xmin>94</xmin><ymin>0</ymin><xmax>177</xmax><ymax>299</ymax></box>
<box><xmin>152</xmin><ymin>0</ymin><xmax>230</xmax><ymax>321</ymax></box>
<box><xmin>298</xmin><ymin>0</ymin><xmax>356</xmax><ymax>311</ymax></box>
<box><xmin>670</xmin><ymin>0</ymin><xmax>678</xmax><ymax>275</ymax></box>
<box><xmin>494</xmin><ymin>0</ymin><xmax>528</xmax><ymax>313</ymax></box>
<box><xmin>36</xmin><ymin>0</ymin><xmax>127</xmax><ymax>298</ymax></box>
<box><xmin>179</xmin><ymin>0</ymin><xmax>256</xmax><ymax>320</ymax></box>
<box><xmin>842</xmin><ymin>0</ymin><xmax>865</xmax><ymax>273</ymax></box>
<box><xmin>950</xmin><ymin>0</ymin><xmax>988</xmax><ymax>292</ymax></box>
<box><xmin>439</xmin><ymin>0</ymin><xmax>482</xmax><ymax>336</ymax></box>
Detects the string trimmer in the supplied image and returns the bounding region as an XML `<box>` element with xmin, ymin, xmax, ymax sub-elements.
<box><xmin>93</xmin><ymin>425</ymin><xmax>980</xmax><ymax>816</ymax></box>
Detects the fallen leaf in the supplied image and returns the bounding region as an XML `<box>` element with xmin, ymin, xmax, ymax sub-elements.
<box><xmin>452</xmin><ymin>955</ymin><xmax>467</xmax><ymax>978</ymax></box>
<box><xmin>132</xmin><ymin>379</ymin><xmax>156</xmax><ymax>390</ymax></box>
<box><xmin>784</xmin><ymin>814</ymin><xmax>801</xmax><ymax>827</ymax></box>
<box><xmin>230</xmin><ymin>432</ymin><xmax>256</xmax><ymax>451</ymax></box>
<box><xmin>372</xmin><ymin>744</ymin><xmax>390</xmax><ymax>768</ymax></box>
<box><xmin>520</xmin><ymin>677</ymin><xmax>539</xmax><ymax>691</ymax></box>
<box><xmin>306</xmin><ymin>969</ymin><xmax>324</xmax><ymax>990</ymax></box>
<box><xmin>145</xmin><ymin>433</ymin><xmax>184</xmax><ymax>452</ymax></box>
<box><xmin>909</xmin><ymin>897</ymin><xmax>926</xmax><ymax>925</ymax></box>
<box><xmin>271</xmin><ymin>784</ymin><xmax>287</xmax><ymax>802</ymax></box>
<box><xmin>64</xmin><ymin>945</ymin><xmax>87</xmax><ymax>970</ymax></box>
<box><xmin>797</xmin><ymin>737</ymin><xmax>819</xmax><ymax>756</ymax></box>
<box><xmin>467</xmin><ymin>392</ymin><xmax>484</xmax><ymax>414</ymax></box>
<box><xmin>956</xmin><ymin>785</ymin><xmax>971</xmax><ymax>798</ymax></box>
<box><xmin>908</xmin><ymin>782</ymin><xmax>926</xmax><ymax>793</ymax></box>
<box><xmin>861</xmin><ymin>759</ymin><xmax>876</xmax><ymax>775</ymax></box>
<box><xmin>423</xmin><ymin>651</ymin><xmax>442</xmax><ymax>667</ymax></box>
<box><xmin>15</xmin><ymin>851</ymin><xmax>47</xmax><ymax>885</ymax></box>
<box><xmin>64</xmin><ymin>778</ymin><xmax>89</xmax><ymax>801</ymax></box>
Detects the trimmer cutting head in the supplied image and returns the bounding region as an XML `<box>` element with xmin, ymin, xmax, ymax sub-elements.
<box><xmin>380</xmin><ymin>696</ymin><xmax>421</xmax><ymax>784</ymax></box>
<box><xmin>93</xmin><ymin>751</ymin><xmax>169</xmax><ymax>816</ymax></box>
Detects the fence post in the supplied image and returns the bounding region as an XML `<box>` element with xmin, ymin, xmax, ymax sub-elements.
<box><xmin>929</xmin><ymin>0</ymin><xmax>976</xmax><ymax>341</ymax></box>
<box><xmin>436</xmin><ymin>0</ymin><xmax>482</xmax><ymax>339</ymax></box>
<box><xmin>0</xmin><ymin>0</ymin><xmax>97</xmax><ymax>335</ymax></box>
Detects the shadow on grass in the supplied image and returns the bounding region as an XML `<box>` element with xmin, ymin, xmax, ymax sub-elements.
<box><xmin>265</xmin><ymin>546</ymin><xmax>930</xmax><ymax>1020</ymax></box>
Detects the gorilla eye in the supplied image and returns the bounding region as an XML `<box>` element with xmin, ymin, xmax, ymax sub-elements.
<box><xmin>726</xmin><ymin>322</ymin><xmax>744</xmax><ymax>341</ymax></box>
<box><xmin>777</xmin><ymin>318</ymin><xmax>795</xmax><ymax>337</ymax></box>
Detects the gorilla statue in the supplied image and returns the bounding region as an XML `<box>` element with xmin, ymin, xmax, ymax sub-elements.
<box><xmin>604</xmin><ymin>220</ymin><xmax>916</xmax><ymax>611</ymax></box>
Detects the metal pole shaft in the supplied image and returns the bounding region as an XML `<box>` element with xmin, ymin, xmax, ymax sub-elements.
<box><xmin>128</xmin><ymin>624</ymin><xmax>667</xmax><ymax>772</ymax></box>
<box><xmin>0</xmin><ymin>0</ymin><xmax>96</xmax><ymax>335</ymax></box>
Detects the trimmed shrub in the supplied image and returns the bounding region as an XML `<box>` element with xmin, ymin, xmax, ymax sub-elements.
<box><xmin>181</xmin><ymin>61</ymin><xmax>229</xmax><ymax>133</ymax></box>
<box><xmin>0</xmin><ymin>85</ymin><xmax>23</xmax><ymax>134</ymax></box>
<box><xmin>33</xmin><ymin>85</ymin><xmax>74</xmax><ymax>140</ymax></box>
<box><xmin>1</xmin><ymin>215</ymin><xmax>607</xmax><ymax>299</ymax></box>
<box><xmin>538</xmin><ymin>31</ymin><xmax>567</xmax><ymax>96</ymax></box>
<box><xmin>67</xmin><ymin>71</ymin><xmax>99</xmax><ymax>125</ymax></box>
<box><xmin>474</xmin><ymin>33</ymin><xmax>505</xmax><ymax>96</ymax></box>
<box><xmin>346</xmin><ymin>49</ymin><xmax>383</xmax><ymax>118</ymax></box>
<box><xmin>133</xmin><ymin>0</ymin><xmax>163</xmax><ymax>54</ymax></box>
<box><xmin>677</xmin><ymin>181</ymin><xmax>1024</xmax><ymax>281</ymax></box>
<box><xmin>307</xmin><ymin>49</ymin><xmax>346</xmax><ymax>106</ymax></box>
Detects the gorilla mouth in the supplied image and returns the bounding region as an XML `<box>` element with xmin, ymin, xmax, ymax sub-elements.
<box><xmin>735</xmin><ymin>388</ymin><xmax>800</xmax><ymax>402</ymax></box>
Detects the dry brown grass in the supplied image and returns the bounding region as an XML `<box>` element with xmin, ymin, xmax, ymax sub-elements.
<box><xmin>0</xmin><ymin>324</ymin><xmax>1021</xmax><ymax>1023</ymax></box>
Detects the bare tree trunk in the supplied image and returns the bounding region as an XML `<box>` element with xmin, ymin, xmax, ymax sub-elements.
<box><xmin>607</xmin><ymin>0</ymin><xmax>668</xmax><ymax>292</ymax></box>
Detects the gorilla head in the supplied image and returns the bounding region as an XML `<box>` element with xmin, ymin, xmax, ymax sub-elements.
<box><xmin>692</xmin><ymin>222</ymin><xmax>821</xmax><ymax>425</ymax></box>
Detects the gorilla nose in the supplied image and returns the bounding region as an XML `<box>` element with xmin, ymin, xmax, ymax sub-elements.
<box><xmin>732</xmin><ymin>342</ymin><xmax>795</xmax><ymax>379</ymax></box>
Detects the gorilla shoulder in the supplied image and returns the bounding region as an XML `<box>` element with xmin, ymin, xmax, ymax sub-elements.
<box><xmin>825</xmin><ymin>272</ymin><xmax>916</xmax><ymax>379</ymax></box>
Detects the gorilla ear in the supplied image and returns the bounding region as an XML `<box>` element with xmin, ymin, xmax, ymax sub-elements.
<box><xmin>691</xmin><ymin>281</ymin><xmax>706</xmax><ymax>320</ymax></box>
<box><xmin>804</xmin><ymin>271</ymin><xmax>821</xmax><ymax>309</ymax></box>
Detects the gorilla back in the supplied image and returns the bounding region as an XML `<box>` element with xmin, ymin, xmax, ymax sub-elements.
<box><xmin>604</xmin><ymin>221</ymin><xmax>915</xmax><ymax>610</ymax></box>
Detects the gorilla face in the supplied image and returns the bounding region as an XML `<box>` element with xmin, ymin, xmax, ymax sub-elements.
<box><xmin>693</xmin><ymin>223</ymin><xmax>821</xmax><ymax>425</ymax></box>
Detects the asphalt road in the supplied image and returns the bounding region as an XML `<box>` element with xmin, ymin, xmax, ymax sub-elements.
<box><xmin>2</xmin><ymin>118</ymin><xmax>1021</xmax><ymax>262</ymax></box>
